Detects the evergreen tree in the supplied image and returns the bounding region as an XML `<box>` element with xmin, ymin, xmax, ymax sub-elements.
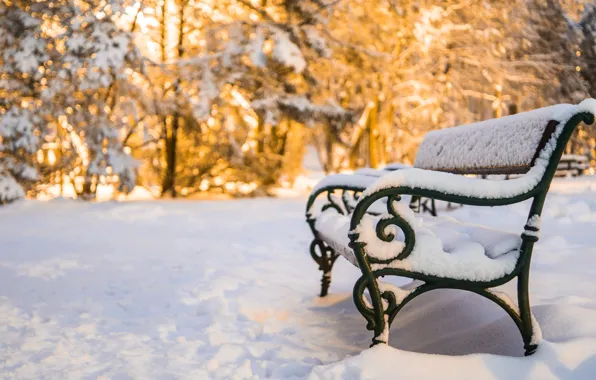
<box><xmin>0</xmin><ymin>0</ymin><xmax>140</xmax><ymax>202</ymax></box>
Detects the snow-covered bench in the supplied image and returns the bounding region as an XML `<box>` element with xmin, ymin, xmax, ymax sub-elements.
<box><xmin>305</xmin><ymin>99</ymin><xmax>596</xmax><ymax>356</ymax></box>
<box><xmin>555</xmin><ymin>154</ymin><xmax>589</xmax><ymax>177</ymax></box>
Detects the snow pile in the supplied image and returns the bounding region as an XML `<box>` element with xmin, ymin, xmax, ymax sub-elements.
<box><xmin>309</xmin><ymin>340</ymin><xmax>596</xmax><ymax>379</ymax></box>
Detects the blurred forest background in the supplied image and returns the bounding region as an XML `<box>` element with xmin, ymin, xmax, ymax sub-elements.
<box><xmin>2</xmin><ymin>0</ymin><xmax>596</xmax><ymax>203</ymax></box>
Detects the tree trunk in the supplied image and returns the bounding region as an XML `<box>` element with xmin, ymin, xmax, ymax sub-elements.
<box><xmin>160</xmin><ymin>0</ymin><xmax>187</xmax><ymax>197</ymax></box>
<box><xmin>493</xmin><ymin>83</ymin><xmax>503</xmax><ymax>118</ymax></box>
<box><xmin>256</xmin><ymin>117</ymin><xmax>265</xmax><ymax>154</ymax></box>
<box><xmin>161</xmin><ymin>115</ymin><xmax>179</xmax><ymax>197</ymax></box>
<box><xmin>348</xmin><ymin>131</ymin><xmax>361</xmax><ymax>170</ymax></box>
<box><xmin>368</xmin><ymin>99</ymin><xmax>380</xmax><ymax>168</ymax></box>
<box><xmin>323</xmin><ymin>120</ymin><xmax>334</xmax><ymax>172</ymax></box>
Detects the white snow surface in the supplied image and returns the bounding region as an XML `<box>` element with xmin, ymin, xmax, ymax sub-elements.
<box><xmin>414</xmin><ymin>99</ymin><xmax>596</xmax><ymax>173</ymax></box>
<box><xmin>3</xmin><ymin>177</ymin><xmax>596</xmax><ymax>378</ymax></box>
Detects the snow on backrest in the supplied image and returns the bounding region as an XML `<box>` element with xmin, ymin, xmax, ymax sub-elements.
<box><xmin>414</xmin><ymin>103</ymin><xmax>582</xmax><ymax>175</ymax></box>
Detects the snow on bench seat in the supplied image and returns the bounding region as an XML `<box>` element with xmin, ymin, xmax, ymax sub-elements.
<box><xmin>309</xmin><ymin>172</ymin><xmax>409</xmax><ymax>216</ymax></box>
<box><xmin>316</xmin><ymin>206</ymin><xmax>521</xmax><ymax>282</ymax></box>
<box><xmin>312</xmin><ymin>164</ymin><xmax>413</xmax><ymax>195</ymax></box>
<box><xmin>313</xmin><ymin>164</ymin><xmax>412</xmax><ymax>195</ymax></box>
<box><xmin>312</xmin><ymin>173</ymin><xmax>378</xmax><ymax>194</ymax></box>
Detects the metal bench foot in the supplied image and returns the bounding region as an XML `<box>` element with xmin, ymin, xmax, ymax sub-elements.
<box><xmin>310</xmin><ymin>239</ymin><xmax>338</xmax><ymax>297</ymax></box>
<box><xmin>524</xmin><ymin>344</ymin><xmax>538</xmax><ymax>356</ymax></box>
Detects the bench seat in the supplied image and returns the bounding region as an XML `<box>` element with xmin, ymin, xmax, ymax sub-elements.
<box><xmin>316</xmin><ymin>207</ymin><xmax>521</xmax><ymax>282</ymax></box>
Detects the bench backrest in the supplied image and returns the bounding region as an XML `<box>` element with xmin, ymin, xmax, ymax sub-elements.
<box><xmin>413</xmin><ymin>102</ymin><xmax>593</xmax><ymax>176</ymax></box>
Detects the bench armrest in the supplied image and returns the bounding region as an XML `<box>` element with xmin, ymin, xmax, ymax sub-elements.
<box><xmin>306</xmin><ymin>174</ymin><xmax>378</xmax><ymax>217</ymax></box>
<box><xmin>359</xmin><ymin>167</ymin><xmax>544</xmax><ymax>207</ymax></box>
<box><xmin>348</xmin><ymin>167</ymin><xmax>544</xmax><ymax>264</ymax></box>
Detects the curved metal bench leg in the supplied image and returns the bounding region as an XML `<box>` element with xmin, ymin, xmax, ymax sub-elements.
<box><xmin>365</xmin><ymin>280</ymin><xmax>541</xmax><ymax>356</ymax></box>
<box><xmin>428</xmin><ymin>198</ymin><xmax>437</xmax><ymax>216</ymax></box>
<box><xmin>409</xmin><ymin>196</ymin><xmax>421</xmax><ymax>213</ymax></box>
<box><xmin>518</xmin><ymin>268</ymin><xmax>539</xmax><ymax>356</ymax></box>
<box><xmin>353</xmin><ymin>274</ymin><xmax>389</xmax><ymax>346</ymax></box>
<box><xmin>310</xmin><ymin>239</ymin><xmax>339</xmax><ymax>297</ymax></box>
<box><xmin>409</xmin><ymin>196</ymin><xmax>437</xmax><ymax>216</ymax></box>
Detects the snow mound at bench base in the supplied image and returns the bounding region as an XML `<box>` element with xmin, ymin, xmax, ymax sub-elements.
<box><xmin>308</xmin><ymin>339</ymin><xmax>596</xmax><ymax>380</ymax></box>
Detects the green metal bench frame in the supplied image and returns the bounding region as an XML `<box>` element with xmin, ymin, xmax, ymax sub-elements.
<box><xmin>305</xmin><ymin>111</ymin><xmax>595</xmax><ymax>356</ymax></box>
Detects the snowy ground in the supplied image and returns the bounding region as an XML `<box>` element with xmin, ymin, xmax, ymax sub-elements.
<box><xmin>2</xmin><ymin>177</ymin><xmax>596</xmax><ymax>379</ymax></box>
